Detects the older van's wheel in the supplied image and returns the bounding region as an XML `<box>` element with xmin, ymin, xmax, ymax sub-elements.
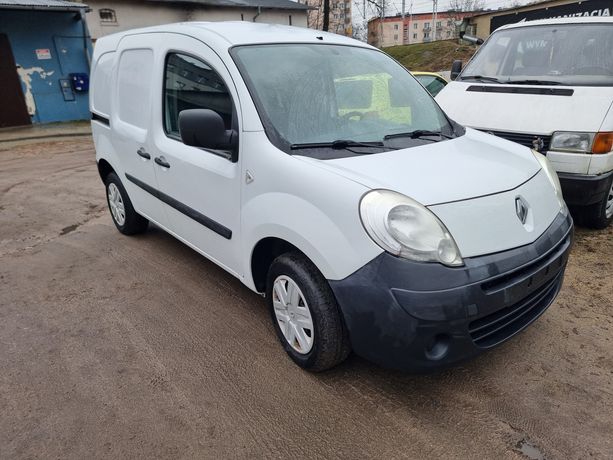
<box><xmin>105</xmin><ymin>172</ymin><xmax>148</xmax><ymax>235</ymax></box>
<box><xmin>266</xmin><ymin>252</ymin><xmax>351</xmax><ymax>372</ymax></box>
<box><xmin>581</xmin><ymin>177</ymin><xmax>613</xmax><ymax>229</ymax></box>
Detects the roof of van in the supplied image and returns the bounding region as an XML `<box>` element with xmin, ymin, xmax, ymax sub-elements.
<box><xmin>93</xmin><ymin>21</ymin><xmax>369</xmax><ymax>55</ymax></box>
<box><xmin>498</xmin><ymin>16</ymin><xmax>613</xmax><ymax>31</ymax></box>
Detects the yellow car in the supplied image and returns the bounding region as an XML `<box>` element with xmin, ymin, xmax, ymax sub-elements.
<box><xmin>412</xmin><ymin>71</ymin><xmax>448</xmax><ymax>97</ymax></box>
<box><xmin>335</xmin><ymin>73</ymin><xmax>412</xmax><ymax>124</ymax></box>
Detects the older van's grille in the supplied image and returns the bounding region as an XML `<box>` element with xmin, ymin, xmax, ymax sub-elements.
<box><xmin>468</xmin><ymin>274</ymin><xmax>561</xmax><ymax>348</ymax></box>
<box><xmin>481</xmin><ymin>130</ymin><xmax>552</xmax><ymax>152</ymax></box>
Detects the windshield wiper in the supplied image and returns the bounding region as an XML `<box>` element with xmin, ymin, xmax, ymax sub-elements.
<box><xmin>290</xmin><ymin>139</ymin><xmax>387</xmax><ymax>150</ymax></box>
<box><xmin>384</xmin><ymin>130</ymin><xmax>454</xmax><ymax>141</ymax></box>
<box><xmin>506</xmin><ymin>79</ymin><xmax>562</xmax><ymax>86</ymax></box>
<box><xmin>459</xmin><ymin>75</ymin><xmax>501</xmax><ymax>83</ymax></box>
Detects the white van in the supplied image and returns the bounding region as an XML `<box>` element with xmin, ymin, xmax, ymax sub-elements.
<box><xmin>437</xmin><ymin>17</ymin><xmax>613</xmax><ymax>229</ymax></box>
<box><xmin>90</xmin><ymin>22</ymin><xmax>572</xmax><ymax>372</ymax></box>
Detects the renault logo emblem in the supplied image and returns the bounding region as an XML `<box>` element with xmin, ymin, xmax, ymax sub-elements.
<box><xmin>515</xmin><ymin>196</ymin><xmax>529</xmax><ymax>224</ymax></box>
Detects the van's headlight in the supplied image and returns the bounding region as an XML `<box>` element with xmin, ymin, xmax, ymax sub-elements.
<box><xmin>532</xmin><ymin>149</ymin><xmax>568</xmax><ymax>216</ymax></box>
<box><xmin>550</xmin><ymin>132</ymin><xmax>594</xmax><ymax>153</ymax></box>
<box><xmin>359</xmin><ymin>190</ymin><xmax>463</xmax><ymax>266</ymax></box>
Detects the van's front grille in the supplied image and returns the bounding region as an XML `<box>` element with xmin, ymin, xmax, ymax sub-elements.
<box><xmin>481</xmin><ymin>130</ymin><xmax>552</xmax><ymax>152</ymax></box>
<box><xmin>469</xmin><ymin>273</ymin><xmax>562</xmax><ymax>348</ymax></box>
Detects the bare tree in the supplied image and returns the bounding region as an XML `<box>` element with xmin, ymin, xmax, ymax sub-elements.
<box><xmin>448</xmin><ymin>0</ymin><xmax>485</xmax><ymax>11</ymax></box>
<box><xmin>447</xmin><ymin>0</ymin><xmax>485</xmax><ymax>38</ymax></box>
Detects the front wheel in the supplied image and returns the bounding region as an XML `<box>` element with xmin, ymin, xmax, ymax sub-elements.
<box><xmin>105</xmin><ymin>172</ymin><xmax>149</xmax><ymax>235</ymax></box>
<box><xmin>580</xmin><ymin>177</ymin><xmax>613</xmax><ymax>229</ymax></box>
<box><xmin>266</xmin><ymin>252</ymin><xmax>351</xmax><ymax>372</ymax></box>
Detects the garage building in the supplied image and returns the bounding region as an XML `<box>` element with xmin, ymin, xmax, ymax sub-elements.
<box><xmin>0</xmin><ymin>0</ymin><xmax>93</xmax><ymax>127</ymax></box>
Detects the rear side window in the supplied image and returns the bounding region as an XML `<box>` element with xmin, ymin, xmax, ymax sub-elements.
<box><xmin>91</xmin><ymin>52</ymin><xmax>114</xmax><ymax>117</ymax></box>
<box><xmin>163</xmin><ymin>53</ymin><xmax>233</xmax><ymax>138</ymax></box>
<box><xmin>117</xmin><ymin>49</ymin><xmax>153</xmax><ymax>129</ymax></box>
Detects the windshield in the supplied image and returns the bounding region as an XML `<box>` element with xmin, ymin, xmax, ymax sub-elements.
<box><xmin>231</xmin><ymin>44</ymin><xmax>453</xmax><ymax>151</ymax></box>
<box><xmin>461</xmin><ymin>23</ymin><xmax>613</xmax><ymax>86</ymax></box>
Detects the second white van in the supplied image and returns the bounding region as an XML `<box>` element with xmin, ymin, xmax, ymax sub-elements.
<box><xmin>437</xmin><ymin>17</ymin><xmax>613</xmax><ymax>229</ymax></box>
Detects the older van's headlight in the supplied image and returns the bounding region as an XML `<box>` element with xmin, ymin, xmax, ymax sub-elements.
<box><xmin>532</xmin><ymin>149</ymin><xmax>568</xmax><ymax>216</ymax></box>
<box><xmin>359</xmin><ymin>190</ymin><xmax>463</xmax><ymax>266</ymax></box>
<box><xmin>550</xmin><ymin>132</ymin><xmax>594</xmax><ymax>153</ymax></box>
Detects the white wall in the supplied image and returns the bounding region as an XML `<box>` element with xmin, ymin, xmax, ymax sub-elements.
<box><xmin>85</xmin><ymin>0</ymin><xmax>307</xmax><ymax>39</ymax></box>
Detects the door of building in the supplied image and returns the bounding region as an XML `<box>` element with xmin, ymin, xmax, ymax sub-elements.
<box><xmin>0</xmin><ymin>33</ymin><xmax>31</xmax><ymax>127</ymax></box>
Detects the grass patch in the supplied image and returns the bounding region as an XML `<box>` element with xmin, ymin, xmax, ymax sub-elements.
<box><xmin>383</xmin><ymin>40</ymin><xmax>478</xmax><ymax>72</ymax></box>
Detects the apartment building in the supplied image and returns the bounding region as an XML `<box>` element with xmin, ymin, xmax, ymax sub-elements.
<box><xmin>305</xmin><ymin>0</ymin><xmax>352</xmax><ymax>36</ymax></box>
<box><xmin>368</xmin><ymin>11</ymin><xmax>474</xmax><ymax>47</ymax></box>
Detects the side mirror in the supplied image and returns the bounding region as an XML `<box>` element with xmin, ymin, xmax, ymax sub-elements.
<box><xmin>179</xmin><ymin>109</ymin><xmax>237</xmax><ymax>155</ymax></box>
<box><xmin>450</xmin><ymin>60</ymin><xmax>463</xmax><ymax>81</ymax></box>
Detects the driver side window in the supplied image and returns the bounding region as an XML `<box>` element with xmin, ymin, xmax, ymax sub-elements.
<box><xmin>163</xmin><ymin>53</ymin><xmax>233</xmax><ymax>138</ymax></box>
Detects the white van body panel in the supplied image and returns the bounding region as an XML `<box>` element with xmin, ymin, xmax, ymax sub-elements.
<box><xmin>303</xmin><ymin>128</ymin><xmax>540</xmax><ymax>206</ymax></box>
<box><xmin>239</xmin><ymin>132</ymin><xmax>383</xmax><ymax>286</ymax></box>
<box><xmin>430</xmin><ymin>170</ymin><xmax>560</xmax><ymax>257</ymax></box>
<box><xmin>437</xmin><ymin>83</ymin><xmax>613</xmax><ymax>136</ymax></box>
<box><xmin>437</xmin><ymin>83</ymin><xmax>613</xmax><ymax>174</ymax></box>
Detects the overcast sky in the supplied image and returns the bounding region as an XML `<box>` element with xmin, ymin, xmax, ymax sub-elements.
<box><xmin>353</xmin><ymin>0</ymin><xmax>533</xmax><ymax>21</ymax></box>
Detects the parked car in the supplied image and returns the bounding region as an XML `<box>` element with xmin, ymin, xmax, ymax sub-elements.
<box><xmin>91</xmin><ymin>22</ymin><xmax>572</xmax><ymax>372</ymax></box>
<box><xmin>437</xmin><ymin>17</ymin><xmax>613</xmax><ymax>229</ymax></box>
<box><xmin>412</xmin><ymin>71</ymin><xmax>448</xmax><ymax>96</ymax></box>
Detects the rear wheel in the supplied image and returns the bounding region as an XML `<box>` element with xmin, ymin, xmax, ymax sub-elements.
<box><xmin>266</xmin><ymin>252</ymin><xmax>351</xmax><ymax>372</ymax></box>
<box><xmin>580</xmin><ymin>177</ymin><xmax>613</xmax><ymax>229</ymax></box>
<box><xmin>105</xmin><ymin>172</ymin><xmax>148</xmax><ymax>235</ymax></box>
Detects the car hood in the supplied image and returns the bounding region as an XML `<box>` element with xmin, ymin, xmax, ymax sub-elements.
<box><xmin>296</xmin><ymin>128</ymin><xmax>540</xmax><ymax>206</ymax></box>
<box><xmin>436</xmin><ymin>82</ymin><xmax>613</xmax><ymax>134</ymax></box>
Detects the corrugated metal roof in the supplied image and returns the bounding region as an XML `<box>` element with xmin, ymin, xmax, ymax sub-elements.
<box><xmin>147</xmin><ymin>0</ymin><xmax>309</xmax><ymax>11</ymax></box>
<box><xmin>0</xmin><ymin>0</ymin><xmax>88</xmax><ymax>10</ymax></box>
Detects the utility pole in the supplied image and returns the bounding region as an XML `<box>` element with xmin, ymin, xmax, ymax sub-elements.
<box><xmin>323</xmin><ymin>0</ymin><xmax>330</xmax><ymax>31</ymax></box>
<box><xmin>432</xmin><ymin>0</ymin><xmax>438</xmax><ymax>41</ymax></box>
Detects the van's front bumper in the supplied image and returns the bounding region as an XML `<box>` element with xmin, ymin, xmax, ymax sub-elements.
<box><xmin>558</xmin><ymin>170</ymin><xmax>613</xmax><ymax>207</ymax></box>
<box><xmin>329</xmin><ymin>212</ymin><xmax>573</xmax><ymax>372</ymax></box>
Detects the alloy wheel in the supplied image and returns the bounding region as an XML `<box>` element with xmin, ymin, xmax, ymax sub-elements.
<box><xmin>272</xmin><ymin>275</ymin><xmax>314</xmax><ymax>354</ymax></box>
<box><xmin>108</xmin><ymin>182</ymin><xmax>126</xmax><ymax>226</ymax></box>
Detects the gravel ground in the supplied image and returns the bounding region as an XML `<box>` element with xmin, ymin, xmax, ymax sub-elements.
<box><xmin>1</xmin><ymin>139</ymin><xmax>611</xmax><ymax>459</ymax></box>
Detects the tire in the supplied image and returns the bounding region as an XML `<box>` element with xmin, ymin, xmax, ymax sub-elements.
<box><xmin>266</xmin><ymin>252</ymin><xmax>351</xmax><ymax>372</ymax></box>
<box><xmin>579</xmin><ymin>176</ymin><xmax>613</xmax><ymax>229</ymax></box>
<box><xmin>104</xmin><ymin>172</ymin><xmax>149</xmax><ymax>235</ymax></box>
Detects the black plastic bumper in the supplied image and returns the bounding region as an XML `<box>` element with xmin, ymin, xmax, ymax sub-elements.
<box><xmin>329</xmin><ymin>212</ymin><xmax>573</xmax><ymax>372</ymax></box>
<box><xmin>558</xmin><ymin>170</ymin><xmax>613</xmax><ymax>207</ymax></box>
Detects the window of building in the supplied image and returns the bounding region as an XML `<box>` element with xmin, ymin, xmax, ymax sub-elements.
<box><xmin>163</xmin><ymin>53</ymin><xmax>233</xmax><ymax>138</ymax></box>
<box><xmin>424</xmin><ymin>22</ymin><xmax>430</xmax><ymax>28</ymax></box>
<box><xmin>424</xmin><ymin>32</ymin><xmax>430</xmax><ymax>38</ymax></box>
<box><xmin>334</xmin><ymin>13</ymin><xmax>339</xmax><ymax>19</ymax></box>
<box><xmin>99</xmin><ymin>8</ymin><xmax>117</xmax><ymax>24</ymax></box>
<box><xmin>436</xmin><ymin>21</ymin><xmax>441</xmax><ymax>27</ymax></box>
<box><xmin>394</xmin><ymin>24</ymin><xmax>399</xmax><ymax>30</ymax></box>
<box><xmin>289</xmin><ymin>15</ymin><xmax>292</xmax><ymax>25</ymax></box>
<box><xmin>413</xmin><ymin>33</ymin><xmax>417</xmax><ymax>39</ymax></box>
<box><xmin>413</xmin><ymin>23</ymin><xmax>418</xmax><ymax>29</ymax></box>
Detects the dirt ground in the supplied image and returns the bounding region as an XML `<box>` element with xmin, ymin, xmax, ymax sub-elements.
<box><xmin>1</xmin><ymin>139</ymin><xmax>611</xmax><ymax>459</ymax></box>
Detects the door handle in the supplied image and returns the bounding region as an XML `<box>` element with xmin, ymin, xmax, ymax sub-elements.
<box><xmin>154</xmin><ymin>156</ymin><xmax>171</xmax><ymax>168</ymax></box>
<box><xmin>136</xmin><ymin>147</ymin><xmax>151</xmax><ymax>160</ymax></box>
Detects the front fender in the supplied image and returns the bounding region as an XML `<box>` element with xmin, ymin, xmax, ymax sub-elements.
<box><xmin>242</xmin><ymin>191</ymin><xmax>382</xmax><ymax>290</ymax></box>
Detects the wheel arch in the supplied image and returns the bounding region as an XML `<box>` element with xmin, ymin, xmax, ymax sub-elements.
<box><xmin>97</xmin><ymin>158</ymin><xmax>115</xmax><ymax>183</ymax></box>
<box><xmin>250</xmin><ymin>237</ymin><xmax>307</xmax><ymax>293</ymax></box>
